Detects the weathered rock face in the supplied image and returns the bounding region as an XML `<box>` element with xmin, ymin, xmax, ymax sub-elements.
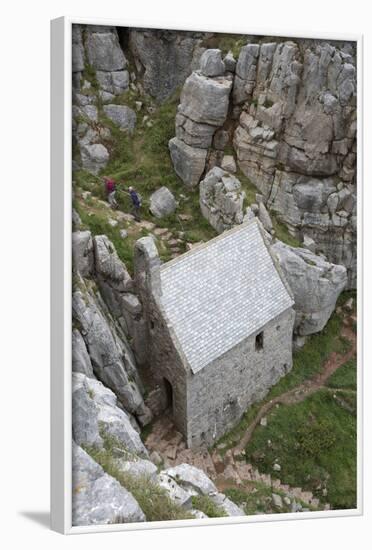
<box><xmin>72</xmin><ymin>275</ymin><xmax>151</xmax><ymax>425</ymax></box>
<box><xmin>72</xmin><ymin>230</ymin><xmax>94</xmax><ymax>277</ymax></box>
<box><xmin>72</xmin><ymin>329</ymin><xmax>95</xmax><ymax>378</ymax></box>
<box><xmin>164</xmin><ymin>463</ymin><xmax>217</xmax><ymax>495</ymax></box>
<box><xmin>85</xmin><ymin>26</ymin><xmax>129</xmax><ymax>95</ymax></box>
<box><xmin>72</xmin><ymin>442</ymin><xmax>146</xmax><ymax>526</ymax></box>
<box><xmin>128</xmin><ymin>29</ymin><xmax>207</xmax><ymax>102</ymax></box>
<box><xmin>72</xmin><ymin>372</ymin><xmax>149</xmax><ymax>455</ymax></box>
<box><xmin>149</xmin><ymin>186</ymin><xmax>177</xmax><ymax>218</ymax></box>
<box><xmin>162</xmin><ymin>463</ymin><xmax>245</xmax><ymax>517</ymax></box>
<box><xmin>168</xmin><ymin>137</ymin><xmax>208</xmax><ymax>187</ymax></box>
<box><xmin>80</xmin><ymin>143</ymin><xmax>109</xmax><ymax>175</ymax></box>
<box><xmin>199</xmin><ymin>167</ymin><xmax>245</xmax><ymax>233</ymax></box>
<box><xmin>271</xmin><ymin>241</ymin><xmax>347</xmax><ymax>335</ymax></box>
<box><xmin>103</xmin><ymin>104</ymin><xmax>136</xmax><ymax>132</ymax></box>
<box><xmin>232</xmin><ymin>39</ymin><xmax>357</xmax><ymax>287</ymax></box>
<box><xmin>169</xmin><ymin>51</ymin><xmax>233</xmax><ymax>187</ymax></box>
<box><xmin>200</xmin><ymin>49</ymin><xmax>225</xmax><ymax>77</ymax></box>
<box><xmin>92</xmin><ymin>235</ymin><xmax>147</xmax><ymax>368</ymax></box>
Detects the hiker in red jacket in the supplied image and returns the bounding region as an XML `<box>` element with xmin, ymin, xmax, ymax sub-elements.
<box><xmin>103</xmin><ymin>177</ymin><xmax>118</xmax><ymax>209</ymax></box>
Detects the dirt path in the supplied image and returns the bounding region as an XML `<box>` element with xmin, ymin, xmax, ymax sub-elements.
<box><xmin>234</xmin><ymin>323</ymin><xmax>356</xmax><ymax>453</ymax></box>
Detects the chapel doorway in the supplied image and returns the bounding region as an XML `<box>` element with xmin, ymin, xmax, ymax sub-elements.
<box><xmin>163</xmin><ymin>377</ymin><xmax>174</xmax><ymax>412</ymax></box>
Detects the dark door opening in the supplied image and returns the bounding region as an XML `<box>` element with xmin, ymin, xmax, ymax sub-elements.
<box><xmin>255</xmin><ymin>331</ymin><xmax>264</xmax><ymax>351</ymax></box>
<box><xmin>163</xmin><ymin>377</ymin><xmax>173</xmax><ymax>411</ymax></box>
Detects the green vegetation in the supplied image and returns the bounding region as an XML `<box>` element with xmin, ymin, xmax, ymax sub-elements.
<box><xmin>87</xmin><ymin>435</ymin><xmax>194</xmax><ymax>522</ymax></box>
<box><xmin>191</xmin><ymin>495</ymin><xmax>227</xmax><ymax>518</ymax></box>
<box><xmin>271</xmin><ymin>214</ymin><xmax>301</xmax><ymax>247</ymax></box>
<box><xmin>236</xmin><ymin>169</ymin><xmax>260</xmax><ymax>206</ymax></box>
<box><xmin>245</xmin><ymin>389</ymin><xmax>357</xmax><ymax>510</ymax></box>
<box><xmin>73</xmin><ymin>89</ymin><xmax>218</xmax><ymax>270</ymax></box>
<box><xmin>201</xmin><ymin>33</ymin><xmax>249</xmax><ymax>59</ymax></box>
<box><xmin>75</xmin><ymin>203</ymin><xmax>138</xmax><ymax>273</ymax></box>
<box><xmin>326</xmin><ymin>359</ymin><xmax>357</xmax><ymax>390</ymax></box>
<box><xmin>224</xmin><ymin>482</ymin><xmax>318</xmax><ymax>515</ymax></box>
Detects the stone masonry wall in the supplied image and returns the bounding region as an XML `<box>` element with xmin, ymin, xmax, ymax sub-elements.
<box><xmin>133</xmin><ymin>237</ymin><xmax>190</xmax><ymax>437</ymax></box>
<box><xmin>186</xmin><ymin>307</ymin><xmax>295</xmax><ymax>447</ymax></box>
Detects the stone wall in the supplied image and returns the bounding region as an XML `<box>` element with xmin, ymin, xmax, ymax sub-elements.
<box><xmin>133</xmin><ymin>237</ymin><xmax>190</xmax><ymax>437</ymax></box>
<box><xmin>134</xmin><ymin>236</ymin><xmax>295</xmax><ymax>448</ymax></box>
<box><xmin>186</xmin><ymin>308</ymin><xmax>295</xmax><ymax>447</ymax></box>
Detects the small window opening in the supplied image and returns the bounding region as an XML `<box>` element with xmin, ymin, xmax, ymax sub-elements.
<box><xmin>150</xmin><ymin>320</ymin><xmax>155</xmax><ymax>330</ymax></box>
<box><xmin>255</xmin><ymin>331</ymin><xmax>264</xmax><ymax>351</ymax></box>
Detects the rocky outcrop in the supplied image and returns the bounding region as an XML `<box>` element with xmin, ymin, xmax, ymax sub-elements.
<box><xmin>128</xmin><ymin>29</ymin><xmax>207</xmax><ymax>102</ymax></box>
<box><xmin>271</xmin><ymin>241</ymin><xmax>347</xmax><ymax>335</ymax></box>
<box><xmin>85</xmin><ymin>26</ymin><xmax>129</xmax><ymax>95</ymax></box>
<box><xmin>72</xmin><ymin>283</ymin><xmax>151</xmax><ymax>425</ymax></box>
<box><xmin>162</xmin><ymin>463</ymin><xmax>245</xmax><ymax>517</ymax></box>
<box><xmin>72</xmin><ymin>442</ymin><xmax>146</xmax><ymax>526</ymax></box>
<box><xmin>232</xmin><ymin>40</ymin><xmax>357</xmax><ymax>287</ymax></box>
<box><xmin>72</xmin><ymin>230</ymin><xmax>94</xmax><ymax>277</ymax></box>
<box><xmin>103</xmin><ymin>104</ymin><xmax>136</xmax><ymax>132</ymax></box>
<box><xmin>72</xmin><ymin>329</ymin><xmax>95</xmax><ymax>378</ymax></box>
<box><xmin>92</xmin><ymin>235</ymin><xmax>147</xmax><ymax>367</ymax></box>
<box><xmin>72</xmin><ymin>372</ymin><xmax>148</xmax><ymax>455</ymax></box>
<box><xmin>80</xmin><ymin>143</ymin><xmax>109</xmax><ymax>175</ymax></box>
<box><xmin>149</xmin><ymin>187</ymin><xmax>177</xmax><ymax>218</ymax></box>
<box><xmin>199</xmin><ymin>167</ymin><xmax>245</xmax><ymax>233</ymax></box>
<box><xmin>169</xmin><ymin>49</ymin><xmax>233</xmax><ymax>187</ymax></box>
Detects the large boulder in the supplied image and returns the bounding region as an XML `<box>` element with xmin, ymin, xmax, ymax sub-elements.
<box><xmin>149</xmin><ymin>187</ymin><xmax>177</xmax><ymax>218</ymax></box>
<box><xmin>178</xmin><ymin>72</ymin><xmax>232</xmax><ymax>127</ymax></box>
<box><xmin>85</xmin><ymin>29</ymin><xmax>127</xmax><ymax>72</ymax></box>
<box><xmin>199</xmin><ymin>167</ymin><xmax>245</xmax><ymax>233</ymax></box>
<box><xmin>93</xmin><ymin>235</ymin><xmax>132</xmax><ymax>292</ymax></box>
<box><xmin>200</xmin><ymin>49</ymin><xmax>225</xmax><ymax>77</ymax></box>
<box><xmin>72</xmin><ymin>230</ymin><xmax>94</xmax><ymax>277</ymax></box>
<box><xmin>72</xmin><ymin>373</ymin><xmax>148</xmax><ymax>456</ymax></box>
<box><xmin>156</xmin><ymin>472</ymin><xmax>193</xmax><ymax>509</ymax></box>
<box><xmin>271</xmin><ymin>241</ymin><xmax>347</xmax><ymax>335</ymax></box>
<box><xmin>72</xmin><ymin>442</ymin><xmax>146</xmax><ymax>526</ymax></box>
<box><xmin>80</xmin><ymin>143</ymin><xmax>109</xmax><ymax>175</ymax></box>
<box><xmin>164</xmin><ymin>463</ymin><xmax>217</xmax><ymax>496</ymax></box>
<box><xmin>169</xmin><ymin>137</ymin><xmax>207</xmax><ymax>188</ymax></box>
<box><xmin>103</xmin><ymin>104</ymin><xmax>136</xmax><ymax>132</ymax></box>
<box><xmin>96</xmin><ymin>70</ymin><xmax>129</xmax><ymax>95</ymax></box>
<box><xmin>114</xmin><ymin>458</ymin><xmax>158</xmax><ymax>481</ymax></box>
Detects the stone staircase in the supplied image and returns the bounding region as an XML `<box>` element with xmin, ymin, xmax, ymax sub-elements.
<box><xmin>145</xmin><ymin>415</ymin><xmax>330</xmax><ymax>511</ymax></box>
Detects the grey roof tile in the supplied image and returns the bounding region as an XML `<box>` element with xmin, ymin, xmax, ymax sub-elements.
<box><xmin>160</xmin><ymin>220</ymin><xmax>294</xmax><ymax>374</ymax></box>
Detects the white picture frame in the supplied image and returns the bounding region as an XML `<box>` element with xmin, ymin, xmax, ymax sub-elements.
<box><xmin>51</xmin><ymin>16</ymin><xmax>363</xmax><ymax>534</ymax></box>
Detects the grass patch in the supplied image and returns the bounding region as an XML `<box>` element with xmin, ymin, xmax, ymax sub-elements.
<box><xmin>271</xmin><ymin>214</ymin><xmax>301</xmax><ymax>247</ymax></box>
<box><xmin>236</xmin><ymin>169</ymin><xmax>260</xmax><ymax>206</ymax></box>
<box><xmin>74</xmin><ymin>90</ymin><xmax>218</xmax><ymax>262</ymax></box>
<box><xmin>326</xmin><ymin>359</ymin><xmax>356</xmax><ymax>391</ymax></box>
<box><xmin>245</xmin><ymin>389</ymin><xmax>357</xmax><ymax>510</ymax></box>
<box><xmin>87</xmin><ymin>435</ymin><xmax>193</xmax><ymax>522</ymax></box>
<box><xmin>191</xmin><ymin>495</ymin><xmax>227</xmax><ymax>518</ymax></box>
<box><xmin>201</xmin><ymin>33</ymin><xmax>249</xmax><ymax>58</ymax></box>
<box><xmin>224</xmin><ymin>484</ymin><xmax>273</xmax><ymax>515</ymax></box>
<box><xmin>215</xmin><ymin>292</ymin><xmax>355</xmax><ymax>451</ymax></box>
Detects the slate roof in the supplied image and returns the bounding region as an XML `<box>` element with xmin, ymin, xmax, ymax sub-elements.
<box><xmin>159</xmin><ymin>219</ymin><xmax>294</xmax><ymax>374</ymax></box>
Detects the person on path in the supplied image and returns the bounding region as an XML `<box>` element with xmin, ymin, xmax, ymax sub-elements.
<box><xmin>128</xmin><ymin>186</ymin><xmax>141</xmax><ymax>221</ymax></box>
<box><xmin>104</xmin><ymin>176</ymin><xmax>118</xmax><ymax>209</ymax></box>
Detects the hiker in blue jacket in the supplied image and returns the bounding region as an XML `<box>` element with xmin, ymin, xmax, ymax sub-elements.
<box><xmin>128</xmin><ymin>186</ymin><xmax>141</xmax><ymax>221</ymax></box>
